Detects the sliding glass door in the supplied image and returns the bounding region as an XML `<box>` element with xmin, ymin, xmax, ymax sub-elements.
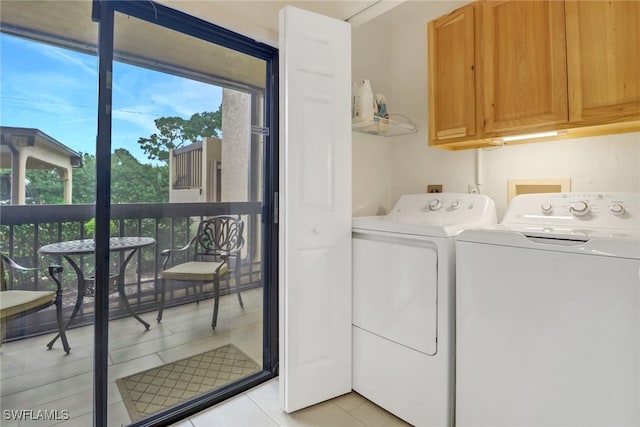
<box><xmin>96</xmin><ymin>2</ymin><xmax>278</xmax><ymax>425</ymax></box>
<box><xmin>0</xmin><ymin>1</ymin><xmax>277</xmax><ymax>426</ymax></box>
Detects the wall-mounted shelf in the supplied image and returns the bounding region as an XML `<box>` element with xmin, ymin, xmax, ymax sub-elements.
<box><xmin>352</xmin><ymin>114</ymin><xmax>418</xmax><ymax>137</ymax></box>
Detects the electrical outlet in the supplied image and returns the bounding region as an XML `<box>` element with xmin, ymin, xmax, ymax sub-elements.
<box><xmin>427</xmin><ymin>184</ymin><xmax>443</xmax><ymax>193</ymax></box>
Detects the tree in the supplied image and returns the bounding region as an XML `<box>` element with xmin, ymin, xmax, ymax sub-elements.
<box><xmin>111</xmin><ymin>148</ymin><xmax>169</xmax><ymax>203</ymax></box>
<box><xmin>72</xmin><ymin>153</ymin><xmax>96</xmax><ymax>204</ymax></box>
<box><xmin>6</xmin><ymin>150</ymin><xmax>169</xmax><ymax>205</ymax></box>
<box><xmin>71</xmin><ymin>151</ymin><xmax>169</xmax><ymax>204</ymax></box>
<box><xmin>137</xmin><ymin>108</ymin><xmax>222</xmax><ymax>163</ymax></box>
<box><xmin>24</xmin><ymin>169</ymin><xmax>64</xmax><ymax>204</ymax></box>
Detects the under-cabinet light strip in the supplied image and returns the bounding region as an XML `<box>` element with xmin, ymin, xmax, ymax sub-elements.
<box><xmin>501</xmin><ymin>130</ymin><xmax>566</xmax><ymax>142</ymax></box>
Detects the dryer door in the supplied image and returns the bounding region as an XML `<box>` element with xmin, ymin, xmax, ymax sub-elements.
<box><xmin>353</xmin><ymin>231</ymin><xmax>438</xmax><ymax>355</ymax></box>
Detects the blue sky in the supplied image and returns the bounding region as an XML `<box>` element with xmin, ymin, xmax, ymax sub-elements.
<box><xmin>0</xmin><ymin>33</ymin><xmax>222</xmax><ymax>164</ymax></box>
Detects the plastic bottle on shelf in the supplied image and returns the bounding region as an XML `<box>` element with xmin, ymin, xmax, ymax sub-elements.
<box><xmin>355</xmin><ymin>79</ymin><xmax>376</xmax><ymax>122</ymax></box>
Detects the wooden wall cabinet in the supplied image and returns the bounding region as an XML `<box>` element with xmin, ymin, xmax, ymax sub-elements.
<box><xmin>482</xmin><ymin>0</ymin><xmax>568</xmax><ymax>135</ymax></box>
<box><xmin>427</xmin><ymin>3</ymin><xmax>480</xmax><ymax>146</ymax></box>
<box><xmin>565</xmin><ymin>0</ymin><xmax>640</xmax><ymax>126</ymax></box>
<box><xmin>428</xmin><ymin>0</ymin><xmax>640</xmax><ymax>150</ymax></box>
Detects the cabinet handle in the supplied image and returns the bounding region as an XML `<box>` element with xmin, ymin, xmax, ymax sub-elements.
<box><xmin>437</xmin><ymin>127</ymin><xmax>467</xmax><ymax>139</ymax></box>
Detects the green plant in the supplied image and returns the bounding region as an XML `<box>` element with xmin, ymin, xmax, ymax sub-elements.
<box><xmin>84</xmin><ymin>218</ymin><xmax>118</xmax><ymax>237</ymax></box>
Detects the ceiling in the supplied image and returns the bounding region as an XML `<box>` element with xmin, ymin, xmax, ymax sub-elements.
<box><xmin>1</xmin><ymin>1</ymin><xmax>405</xmax><ymax>90</ymax></box>
<box><xmin>0</xmin><ymin>1</ymin><xmax>269</xmax><ymax>89</ymax></box>
<box><xmin>158</xmin><ymin>0</ymin><xmax>407</xmax><ymax>46</ymax></box>
<box><xmin>185</xmin><ymin>1</ymin><xmax>380</xmax><ymax>29</ymax></box>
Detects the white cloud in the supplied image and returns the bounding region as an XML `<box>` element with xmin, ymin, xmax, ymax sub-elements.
<box><xmin>148</xmin><ymin>79</ymin><xmax>222</xmax><ymax>117</ymax></box>
<box><xmin>112</xmin><ymin>108</ymin><xmax>159</xmax><ymax>136</ymax></box>
<box><xmin>29</xmin><ymin>43</ymin><xmax>98</xmax><ymax>79</ymax></box>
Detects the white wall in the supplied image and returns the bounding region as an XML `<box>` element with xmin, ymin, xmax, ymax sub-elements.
<box><xmin>480</xmin><ymin>134</ymin><xmax>640</xmax><ymax>218</ymax></box>
<box><xmin>352</xmin><ymin>16</ymin><xmax>395</xmax><ymax>216</ymax></box>
<box><xmin>352</xmin><ymin>0</ymin><xmax>475</xmax><ymax>217</ymax></box>
<box><xmin>353</xmin><ymin>0</ymin><xmax>640</xmax><ymax>219</ymax></box>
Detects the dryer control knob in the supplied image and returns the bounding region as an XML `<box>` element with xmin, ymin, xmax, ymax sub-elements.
<box><xmin>609</xmin><ymin>203</ymin><xmax>625</xmax><ymax>215</ymax></box>
<box><xmin>569</xmin><ymin>200</ymin><xmax>590</xmax><ymax>216</ymax></box>
<box><xmin>429</xmin><ymin>199</ymin><xmax>442</xmax><ymax>211</ymax></box>
<box><xmin>450</xmin><ymin>201</ymin><xmax>460</xmax><ymax>210</ymax></box>
<box><xmin>541</xmin><ymin>203</ymin><xmax>553</xmax><ymax>214</ymax></box>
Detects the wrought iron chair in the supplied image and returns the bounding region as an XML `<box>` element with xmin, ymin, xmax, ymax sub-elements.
<box><xmin>157</xmin><ymin>215</ymin><xmax>245</xmax><ymax>329</ymax></box>
<box><xmin>0</xmin><ymin>253</ymin><xmax>70</xmax><ymax>353</ymax></box>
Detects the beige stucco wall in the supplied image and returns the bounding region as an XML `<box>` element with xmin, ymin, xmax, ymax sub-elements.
<box><xmin>21</xmin><ymin>145</ymin><xmax>73</xmax><ymax>204</ymax></box>
<box><xmin>221</xmin><ymin>89</ymin><xmax>251</xmax><ymax>202</ymax></box>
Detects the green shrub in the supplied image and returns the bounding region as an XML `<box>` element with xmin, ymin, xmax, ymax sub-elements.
<box><xmin>84</xmin><ymin>218</ymin><xmax>118</xmax><ymax>236</ymax></box>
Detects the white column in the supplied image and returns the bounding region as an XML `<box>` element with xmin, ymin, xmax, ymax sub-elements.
<box><xmin>62</xmin><ymin>167</ymin><xmax>72</xmax><ymax>204</ymax></box>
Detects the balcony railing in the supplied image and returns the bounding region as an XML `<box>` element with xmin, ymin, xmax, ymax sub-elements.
<box><xmin>0</xmin><ymin>202</ymin><xmax>262</xmax><ymax>341</ymax></box>
<box><xmin>173</xmin><ymin>141</ymin><xmax>203</xmax><ymax>190</ymax></box>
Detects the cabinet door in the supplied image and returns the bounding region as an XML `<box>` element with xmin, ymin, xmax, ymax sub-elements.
<box><xmin>482</xmin><ymin>1</ymin><xmax>568</xmax><ymax>134</ymax></box>
<box><xmin>565</xmin><ymin>1</ymin><xmax>640</xmax><ymax>125</ymax></box>
<box><xmin>428</xmin><ymin>3</ymin><xmax>479</xmax><ymax>145</ymax></box>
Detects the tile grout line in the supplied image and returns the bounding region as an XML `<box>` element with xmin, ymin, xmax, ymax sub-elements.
<box><xmin>245</xmin><ymin>387</ymin><xmax>282</xmax><ymax>426</ymax></box>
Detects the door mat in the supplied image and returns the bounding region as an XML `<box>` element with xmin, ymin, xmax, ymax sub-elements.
<box><xmin>116</xmin><ymin>344</ymin><xmax>260</xmax><ymax>421</ymax></box>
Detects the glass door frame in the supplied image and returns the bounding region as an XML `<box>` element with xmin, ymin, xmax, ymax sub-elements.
<box><xmin>92</xmin><ymin>1</ymin><xmax>279</xmax><ymax>425</ymax></box>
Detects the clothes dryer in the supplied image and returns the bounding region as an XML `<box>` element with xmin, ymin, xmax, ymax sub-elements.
<box><xmin>456</xmin><ymin>192</ymin><xmax>640</xmax><ymax>427</ymax></box>
<box><xmin>352</xmin><ymin>193</ymin><xmax>496</xmax><ymax>427</ymax></box>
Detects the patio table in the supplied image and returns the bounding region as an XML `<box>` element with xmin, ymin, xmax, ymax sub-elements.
<box><xmin>39</xmin><ymin>237</ymin><xmax>155</xmax><ymax>348</ymax></box>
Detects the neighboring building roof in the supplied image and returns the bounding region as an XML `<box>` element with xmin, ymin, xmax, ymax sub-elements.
<box><xmin>0</xmin><ymin>126</ymin><xmax>83</xmax><ymax>168</ymax></box>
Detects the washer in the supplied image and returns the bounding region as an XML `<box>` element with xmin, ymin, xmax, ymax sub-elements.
<box><xmin>456</xmin><ymin>192</ymin><xmax>640</xmax><ymax>427</ymax></box>
<box><xmin>352</xmin><ymin>193</ymin><xmax>496</xmax><ymax>427</ymax></box>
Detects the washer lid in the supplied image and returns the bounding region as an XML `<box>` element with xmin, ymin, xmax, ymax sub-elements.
<box><xmin>467</xmin><ymin>222</ymin><xmax>640</xmax><ymax>241</ymax></box>
<box><xmin>458</xmin><ymin>224</ymin><xmax>640</xmax><ymax>259</ymax></box>
<box><xmin>352</xmin><ymin>192</ymin><xmax>497</xmax><ymax>237</ymax></box>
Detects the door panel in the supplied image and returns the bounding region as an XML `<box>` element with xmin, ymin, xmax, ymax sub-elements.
<box><xmin>279</xmin><ymin>5</ymin><xmax>352</xmax><ymax>413</ymax></box>
<box><xmin>106</xmin><ymin>4</ymin><xmax>273</xmax><ymax>424</ymax></box>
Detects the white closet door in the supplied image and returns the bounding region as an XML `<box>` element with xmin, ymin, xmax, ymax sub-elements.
<box><xmin>278</xmin><ymin>5</ymin><xmax>352</xmax><ymax>413</ymax></box>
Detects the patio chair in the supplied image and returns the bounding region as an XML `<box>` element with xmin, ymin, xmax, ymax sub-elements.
<box><xmin>157</xmin><ymin>215</ymin><xmax>245</xmax><ymax>329</ymax></box>
<box><xmin>0</xmin><ymin>253</ymin><xmax>70</xmax><ymax>353</ymax></box>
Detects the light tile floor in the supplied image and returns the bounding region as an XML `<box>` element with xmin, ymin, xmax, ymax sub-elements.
<box><xmin>174</xmin><ymin>378</ymin><xmax>411</xmax><ymax>427</ymax></box>
<box><xmin>1</xmin><ymin>287</ymin><xmax>410</xmax><ymax>427</ymax></box>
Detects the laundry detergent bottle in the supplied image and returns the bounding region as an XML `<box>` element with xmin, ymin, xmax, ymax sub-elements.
<box><xmin>355</xmin><ymin>79</ymin><xmax>376</xmax><ymax>122</ymax></box>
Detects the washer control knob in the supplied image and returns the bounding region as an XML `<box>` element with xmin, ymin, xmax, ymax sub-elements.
<box><xmin>450</xmin><ymin>201</ymin><xmax>460</xmax><ymax>210</ymax></box>
<box><xmin>569</xmin><ymin>200</ymin><xmax>590</xmax><ymax>216</ymax></box>
<box><xmin>541</xmin><ymin>203</ymin><xmax>553</xmax><ymax>214</ymax></box>
<box><xmin>609</xmin><ymin>203</ymin><xmax>625</xmax><ymax>215</ymax></box>
<box><xmin>429</xmin><ymin>199</ymin><xmax>442</xmax><ymax>211</ymax></box>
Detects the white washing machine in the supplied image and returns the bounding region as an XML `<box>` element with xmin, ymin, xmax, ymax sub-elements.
<box><xmin>456</xmin><ymin>192</ymin><xmax>640</xmax><ymax>427</ymax></box>
<box><xmin>352</xmin><ymin>193</ymin><xmax>497</xmax><ymax>427</ymax></box>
